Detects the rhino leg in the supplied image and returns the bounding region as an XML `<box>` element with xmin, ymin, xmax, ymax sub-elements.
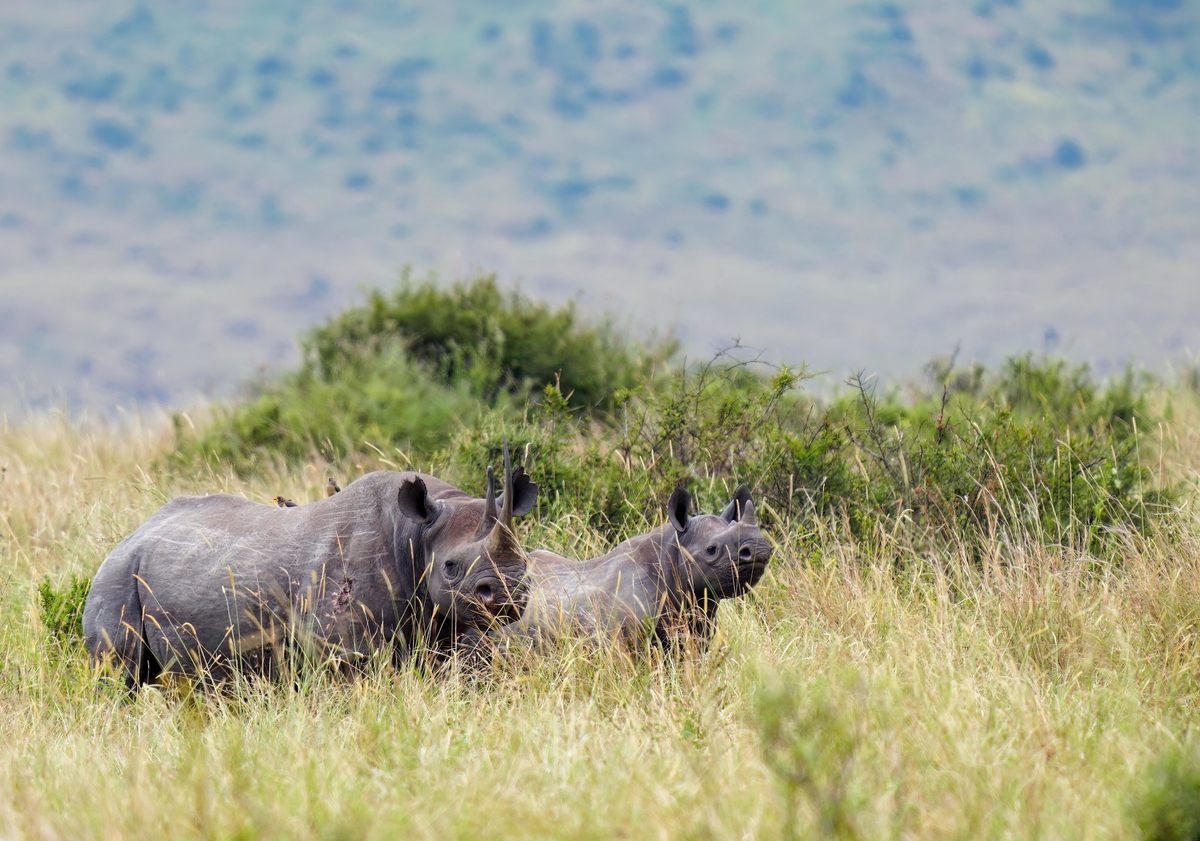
<box><xmin>83</xmin><ymin>551</ymin><xmax>161</xmax><ymax>689</ymax></box>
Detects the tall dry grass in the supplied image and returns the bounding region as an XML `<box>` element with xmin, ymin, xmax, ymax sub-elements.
<box><xmin>2</xmin><ymin>401</ymin><xmax>1200</xmax><ymax>839</ymax></box>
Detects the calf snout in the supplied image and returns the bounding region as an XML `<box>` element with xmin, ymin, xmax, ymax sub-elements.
<box><xmin>738</xmin><ymin>537</ymin><xmax>773</xmax><ymax>566</ymax></box>
<box><xmin>735</xmin><ymin>538</ymin><xmax>773</xmax><ymax>589</ymax></box>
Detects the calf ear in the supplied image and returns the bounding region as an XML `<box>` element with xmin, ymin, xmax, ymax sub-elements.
<box><xmin>667</xmin><ymin>487</ymin><xmax>691</xmax><ymax>533</ymax></box>
<box><xmin>503</xmin><ymin>466</ymin><xmax>539</xmax><ymax>517</ymax></box>
<box><xmin>721</xmin><ymin>485</ymin><xmax>754</xmax><ymax>523</ymax></box>
<box><xmin>397</xmin><ymin>477</ymin><xmax>437</xmax><ymax>524</ymax></box>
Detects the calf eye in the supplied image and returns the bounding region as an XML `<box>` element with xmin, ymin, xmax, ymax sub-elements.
<box><xmin>705</xmin><ymin>545</ymin><xmax>717</xmax><ymax>556</ymax></box>
<box><xmin>444</xmin><ymin>560</ymin><xmax>460</xmax><ymax>580</ymax></box>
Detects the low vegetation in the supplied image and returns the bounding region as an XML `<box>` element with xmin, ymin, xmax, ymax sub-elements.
<box><xmin>176</xmin><ymin>273</ymin><xmax>1174</xmax><ymax>555</ymax></box>
<box><xmin>6</xmin><ymin>274</ymin><xmax>1199</xmax><ymax>838</ymax></box>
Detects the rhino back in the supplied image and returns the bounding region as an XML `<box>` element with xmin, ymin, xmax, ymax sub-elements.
<box><xmin>513</xmin><ymin>546</ymin><xmax>663</xmax><ymax>638</ymax></box>
<box><xmin>112</xmin><ymin>473</ymin><xmax>420</xmax><ymax>673</ymax></box>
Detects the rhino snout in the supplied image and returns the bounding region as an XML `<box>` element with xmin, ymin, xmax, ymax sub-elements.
<box><xmin>468</xmin><ymin>576</ymin><xmax>526</xmax><ymax>620</ymax></box>
<box><xmin>735</xmin><ymin>537</ymin><xmax>773</xmax><ymax>584</ymax></box>
<box><xmin>473</xmin><ymin>580</ymin><xmax>496</xmax><ymax>610</ymax></box>
<box><xmin>738</xmin><ymin>536</ymin><xmax>772</xmax><ymax>565</ymax></box>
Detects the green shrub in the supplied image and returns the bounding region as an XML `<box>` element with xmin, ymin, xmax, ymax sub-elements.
<box><xmin>176</xmin><ymin>346</ymin><xmax>487</xmax><ymax>469</ymax></box>
<box><xmin>828</xmin><ymin>355</ymin><xmax>1172</xmax><ymax>553</ymax></box>
<box><xmin>444</xmin><ymin>393</ymin><xmax>645</xmax><ymax>540</ymax></box>
<box><xmin>444</xmin><ymin>358</ymin><xmax>856</xmax><ymax>542</ymax></box>
<box><xmin>1133</xmin><ymin>741</ymin><xmax>1200</xmax><ymax>841</ymax></box>
<box><xmin>440</xmin><ymin>352</ymin><xmax>1171</xmax><ymax>554</ymax></box>
<box><xmin>304</xmin><ymin>271</ymin><xmax>674</xmax><ymax>410</ymax></box>
<box><xmin>176</xmin><ymin>273</ymin><xmax>675</xmax><ymax>471</ymax></box>
<box><xmin>38</xmin><ymin>574</ymin><xmax>90</xmax><ymax>646</ymax></box>
<box><xmin>603</xmin><ymin>360</ymin><xmax>859</xmax><ymax>528</ymax></box>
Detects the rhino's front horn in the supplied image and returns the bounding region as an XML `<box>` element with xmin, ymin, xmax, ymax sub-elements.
<box><xmin>481</xmin><ymin>464</ymin><xmax>498</xmax><ymax>529</ymax></box>
<box><xmin>473</xmin><ymin>463</ymin><xmax>500</xmax><ymax>540</ymax></box>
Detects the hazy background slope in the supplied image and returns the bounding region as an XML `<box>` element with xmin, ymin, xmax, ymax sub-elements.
<box><xmin>1</xmin><ymin>0</ymin><xmax>1198</xmax><ymax>412</ymax></box>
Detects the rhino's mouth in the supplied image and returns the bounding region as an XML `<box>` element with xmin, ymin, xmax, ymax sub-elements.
<box><xmin>738</xmin><ymin>559</ymin><xmax>768</xmax><ymax>586</ymax></box>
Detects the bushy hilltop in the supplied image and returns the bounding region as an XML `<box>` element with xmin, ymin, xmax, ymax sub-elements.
<box><xmin>3</xmin><ymin>1</ymin><xmax>1199</xmax><ymax>410</ymax></box>
<box><xmin>174</xmin><ymin>274</ymin><xmax>1179</xmax><ymax>559</ymax></box>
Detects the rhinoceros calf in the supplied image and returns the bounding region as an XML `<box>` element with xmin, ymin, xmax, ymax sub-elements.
<box><xmin>494</xmin><ymin>486</ymin><xmax>772</xmax><ymax>648</ymax></box>
<box><xmin>83</xmin><ymin>460</ymin><xmax>536</xmax><ymax>687</ymax></box>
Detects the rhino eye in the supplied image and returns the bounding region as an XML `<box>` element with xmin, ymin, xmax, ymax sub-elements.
<box><xmin>444</xmin><ymin>560</ymin><xmax>461</xmax><ymax>581</ymax></box>
<box><xmin>705</xmin><ymin>545</ymin><xmax>717</xmax><ymax>556</ymax></box>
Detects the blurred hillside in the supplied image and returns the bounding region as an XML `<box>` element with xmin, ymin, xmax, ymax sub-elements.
<box><xmin>1</xmin><ymin>0</ymin><xmax>1198</xmax><ymax>412</ymax></box>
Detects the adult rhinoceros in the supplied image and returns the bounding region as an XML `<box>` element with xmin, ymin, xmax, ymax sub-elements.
<box><xmin>83</xmin><ymin>456</ymin><xmax>537</xmax><ymax>687</ymax></box>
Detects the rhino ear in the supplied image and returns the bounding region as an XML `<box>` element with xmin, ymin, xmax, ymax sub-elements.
<box><xmin>667</xmin><ymin>486</ymin><xmax>691</xmax><ymax>534</ymax></box>
<box><xmin>721</xmin><ymin>485</ymin><xmax>754</xmax><ymax>523</ymax></box>
<box><xmin>397</xmin><ymin>477</ymin><xmax>437</xmax><ymax>524</ymax></box>
<box><xmin>503</xmin><ymin>466</ymin><xmax>539</xmax><ymax>517</ymax></box>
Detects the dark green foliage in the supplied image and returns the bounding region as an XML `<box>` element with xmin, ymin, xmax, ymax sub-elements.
<box><xmin>38</xmin><ymin>574</ymin><xmax>91</xmax><ymax>646</ymax></box>
<box><xmin>449</xmin><ymin>349</ymin><xmax>1171</xmax><ymax>555</ymax></box>
<box><xmin>445</xmin><ymin>388</ymin><xmax>644</xmax><ymax>539</ymax></box>
<box><xmin>1133</xmin><ymin>742</ymin><xmax>1200</xmax><ymax>841</ymax></box>
<box><xmin>172</xmin><ymin>274</ymin><xmax>1173</xmax><ymax>553</ymax></box>
<box><xmin>600</xmin><ymin>359</ymin><xmax>856</xmax><ymax>530</ymax></box>
<box><xmin>445</xmin><ymin>358</ymin><xmax>859</xmax><ymax>542</ymax></box>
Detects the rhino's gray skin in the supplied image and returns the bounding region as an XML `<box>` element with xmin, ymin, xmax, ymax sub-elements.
<box><xmin>498</xmin><ymin>486</ymin><xmax>772</xmax><ymax>647</ymax></box>
<box><xmin>83</xmin><ymin>465</ymin><xmax>536</xmax><ymax>687</ymax></box>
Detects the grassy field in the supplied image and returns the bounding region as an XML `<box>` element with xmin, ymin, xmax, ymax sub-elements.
<box><xmin>2</xmin><ymin>389</ymin><xmax>1199</xmax><ymax>841</ymax></box>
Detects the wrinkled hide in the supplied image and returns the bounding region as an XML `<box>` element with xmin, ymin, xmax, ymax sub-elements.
<box><xmin>84</xmin><ymin>466</ymin><xmax>536</xmax><ymax>687</ymax></box>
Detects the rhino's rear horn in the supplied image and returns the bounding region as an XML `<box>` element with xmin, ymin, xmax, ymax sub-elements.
<box><xmin>484</xmin><ymin>464</ymin><xmax>498</xmax><ymax>521</ymax></box>
<box><xmin>473</xmin><ymin>464</ymin><xmax>502</xmax><ymax>540</ymax></box>
<box><xmin>740</xmin><ymin>499</ymin><xmax>758</xmax><ymax>527</ymax></box>
<box><xmin>499</xmin><ymin>437</ymin><xmax>514</xmax><ymax>527</ymax></box>
<box><xmin>485</xmin><ymin>439</ymin><xmax>521</xmax><ymax>555</ymax></box>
